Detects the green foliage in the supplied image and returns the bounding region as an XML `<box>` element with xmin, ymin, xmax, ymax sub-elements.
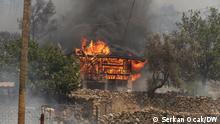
<box><xmin>146</xmin><ymin>8</ymin><xmax>220</xmax><ymax>95</ymax></box>
<box><xmin>176</xmin><ymin>8</ymin><xmax>220</xmax><ymax>82</ymax></box>
<box><xmin>145</xmin><ymin>34</ymin><xmax>180</xmax><ymax>97</ymax></box>
<box><xmin>0</xmin><ymin>39</ymin><xmax>80</xmax><ymax>98</ymax></box>
<box><xmin>28</xmin><ymin>44</ymin><xmax>80</xmax><ymax>97</ymax></box>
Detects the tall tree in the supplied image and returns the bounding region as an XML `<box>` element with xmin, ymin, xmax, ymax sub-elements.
<box><xmin>18</xmin><ymin>0</ymin><xmax>31</xmax><ymax>124</ymax></box>
<box><xmin>176</xmin><ymin>8</ymin><xmax>220</xmax><ymax>85</ymax></box>
<box><xmin>145</xmin><ymin>8</ymin><xmax>220</xmax><ymax>97</ymax></box>
<box><xmin>146</xmin><ymin>34</ymin><xmax>179</xmax><ymax>97</ymax></box>
<box><xmin>1</xmin><ymin>39</ymin><xmax>80</xmax><ymax>101</ymax></box>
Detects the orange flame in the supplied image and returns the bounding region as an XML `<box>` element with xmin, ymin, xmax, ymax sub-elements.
<box><xmin>76</xmin><ymin>37</ymin><xmax>146</xmax><ymax>82</ymax></box>
<box><xmin>132</xmin><ymin>60</ymin><xmax>146</xmax><ymax>71</ymax></box>
<box><xmin>82</xmin><ymin>38</ymin><xmax>110</xmax><ymax>55</ymax></box>
<box><xmin>131</xmin><ymin>73</ymin><xmax>141</xmax><ymax>81</ymax></box>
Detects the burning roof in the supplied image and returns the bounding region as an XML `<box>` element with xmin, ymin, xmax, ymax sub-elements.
<box><xmin>75</xmin><ymin>38</ymin><xmax>145</xmax><ymax>61</ymax></box>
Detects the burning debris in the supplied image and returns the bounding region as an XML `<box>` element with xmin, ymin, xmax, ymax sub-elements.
<box><xmin>75</xmin><ymin>38</ymin><xmax>146</xmax><ymax>90</ymax></box>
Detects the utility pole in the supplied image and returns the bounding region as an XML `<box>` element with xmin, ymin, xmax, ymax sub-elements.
<box><xmin>18</xmin><ymin>0</ymin><xmax>31</xmax><ymax>124</ymax></box>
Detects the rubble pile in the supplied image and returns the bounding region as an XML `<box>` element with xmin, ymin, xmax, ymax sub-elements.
<box><xmin>70</xmin><ymin>89</ymin><xmax>140</xmax><ymax>113</ymax></box>
<box><xmin>100</xmin><ymin>107</ymin><xmax>220</xmax><ymax>124</ymax></box>
<box><xmin>71</xmin><ymin>89</ymin><xmax>112</xmax><ymax>101</ymax></box>
<box><xmin>70</xmin><ymin>89</ymin><xmax>220</xmax><ymax>123</ymax></box>
<box><xmin>142</xmin><ymin>92</ymin><xmax>220</xmax><ymax>113</ymax></box>
<box><xmin>71</xmin><ymin>89</ymin><xmax>220</xmax><ymax>114</ymax></box>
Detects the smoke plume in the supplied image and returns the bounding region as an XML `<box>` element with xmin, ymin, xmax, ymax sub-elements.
<box><xmin>51</xmin><ymin>0</ymin><xmax>153</xmax><ymax>53</ymax></box>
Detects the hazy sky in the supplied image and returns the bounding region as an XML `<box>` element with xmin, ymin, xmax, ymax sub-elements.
<box><xmin>0</xmin><ymin>0</ymin><xmax>23</xmax><ymax>31</ymax></box>
<box><xmin>152</xmin><ymin>0</ymin><xmax>220</xmax><ymax>12</ymax></box>
<box><xmin>0</xmin><ymin>0</ymin><xmax>220</xmax><ymax>32</ymax></box>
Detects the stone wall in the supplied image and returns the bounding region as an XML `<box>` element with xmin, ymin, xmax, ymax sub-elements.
<box><xmin>70</xmin><ymin>89</ymin><xmax>220</xmax><ymax>124</ymax></box>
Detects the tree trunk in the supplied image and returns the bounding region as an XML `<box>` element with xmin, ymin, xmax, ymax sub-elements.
<box><xmin>18</xmin><ymin>0</ymin><xmax>31</xmax><ymax>124</ymax></box>
<box><xmin>147</xmin><ymin>88</ymin><xmax>156</xmax><ymax>98</ymax></box>
<box><xmin>147</xmin><ymin>81</ymin><xmax>165</xmax><ymax>98</ymax></box>
<box><xmin>147</xmin><ymin>72</ymin><xmax>169</xmax><ymax>98</ymax></box>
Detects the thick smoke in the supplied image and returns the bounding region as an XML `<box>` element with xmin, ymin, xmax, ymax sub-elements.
<box><xmin>1</xmin><ymin>0</ymin><xmax>220</xmax><ymax>53</ymax></box>
<box><xmin>51</xmin><ymin>0</ymin><xmax>220</xmax><ymax>53</ymax></box>
<box><xmin>51</xmin><ymin>0</ymin><xmax>152</xmax><ymax>53</ymax></box>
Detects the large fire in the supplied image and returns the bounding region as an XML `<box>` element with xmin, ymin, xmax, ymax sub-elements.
<box><xmin>75</xmin><ymin>38</ymin><xmax>145</xmax><ymax>82</ymax></box>
<box><xmin>81</xmin><ymin>38</ymin><xmax>110</xmax><ymax>55</ymax></box>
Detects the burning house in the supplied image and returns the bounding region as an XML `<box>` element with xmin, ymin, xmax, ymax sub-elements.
<box><xmin>75</xmin><ymin>38</ymin><xmax>146</xmax><ymax>90</ymax></box>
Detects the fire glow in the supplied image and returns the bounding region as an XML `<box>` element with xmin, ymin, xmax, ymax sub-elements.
<box><xmin>131</xmin><ymin>74</ymin><xmax>141</xmax><ymax>81</ymax></box>
<box><xmin>75</xmin><ymin>38</ymin><xmax>145</xmax><ymax>82</ymax></box>
<box><xmin>81</xmin><ymin>37</ymin><xmax>110</xmax><ymax>55</ymax></box>
<box><xmin>132</xmin><ymin>60</ymin><xmax>146</xmax><ymax>71</ymax></box>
